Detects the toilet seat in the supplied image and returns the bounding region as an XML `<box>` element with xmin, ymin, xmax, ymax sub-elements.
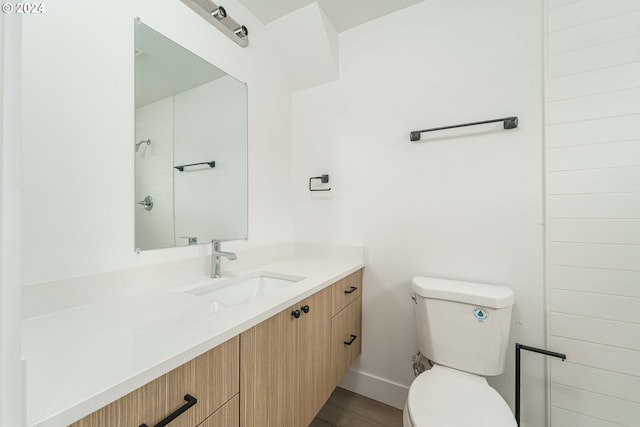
<box><xmin>406</xmin><ymin>365</ymin><xmax>516</xmax><ymax>427</ymax></box>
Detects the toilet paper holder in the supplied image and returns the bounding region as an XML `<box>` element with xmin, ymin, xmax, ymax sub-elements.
<box><xmin>309</xmin><ymin>174</ymin><xmax>331</xmax><ymax>192</ymax></box>
<box><xmin>515</xmin><ymin>343</ymin><xmax>566</xmax><ymax>426</ymax></box>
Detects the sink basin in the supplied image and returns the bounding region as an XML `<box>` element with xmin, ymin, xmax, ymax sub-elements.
<box><xmin>185</xmin><ymin>273</ymin><xmax>304</xmax><ymax>306</ymax></box>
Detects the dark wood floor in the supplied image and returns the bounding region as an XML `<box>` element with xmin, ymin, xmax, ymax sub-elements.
<box><xmin>310</xmin><ymin>387</ymin><xmax>403</xmax><ymax>427</ymax></box>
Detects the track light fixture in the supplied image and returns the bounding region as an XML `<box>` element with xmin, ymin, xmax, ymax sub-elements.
<box><xmin>180</xmin><ymin>0</ymin><xmax>249</xmax><ymax>47</ymax></box>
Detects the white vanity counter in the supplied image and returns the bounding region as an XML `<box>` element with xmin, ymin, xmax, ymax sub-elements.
<box><xmin>22</xmin><ymin>245</ymin><xmax>364</xmax><ymax>427</ymax></box>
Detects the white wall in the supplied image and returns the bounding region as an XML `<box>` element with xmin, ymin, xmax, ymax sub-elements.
<box><xmin>292</xmin><ymin>0</ymin><xmax>546</xmax><ymax>424</ymax></box>
<box><xmin>0</xmin><ymin>12</ymin><xmax>24</xmax><ymax>427</ymax></box>
<box><xmin>545</xmin><ymin>0</ymin><xmax>640</xmax><ymax>425</ymax></box>
<box><xmin>135</xmin><ymin>96</ymin><xmax>175</xmax><ymax>250</ymax></box>
<box><xmin>20</xmin><ymin>0</ymin><xmax>299</xmax><ymax>285</ymax></box>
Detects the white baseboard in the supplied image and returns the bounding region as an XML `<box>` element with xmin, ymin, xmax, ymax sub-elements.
<box><xmin>338</xmin><ymin>368</ymin><xmax>410</xmax><ymax>410</ymax></box>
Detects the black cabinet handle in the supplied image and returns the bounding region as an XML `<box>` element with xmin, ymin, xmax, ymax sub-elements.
<box><xmin>344</xmin><ymin>334</ymin><xmax>357</xmax><ymax>346</ymax></box>
<box><xmin>292</xmin><ymin>309</ymin><xmax>301</xmax><ymax>319</ymax></box>
<box><xmin>139</xmin><ymin>394</ymin><xmax>197</xmax><ymax>427</ymax></box>
<box><xmin>344</xmin><ymin>286</ymin><xmax>358</xmax><ymax>294</ymax></box>
<box><xmin>301</xmin><ymin>305</ymin><xmax>310</xmax><ymax>314</ymax></box>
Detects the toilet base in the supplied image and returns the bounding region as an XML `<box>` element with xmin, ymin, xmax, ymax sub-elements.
<box><xmin>402</xmin><ymin>401</ymin><xmax>413</xmax><ymax>427</ymax></box>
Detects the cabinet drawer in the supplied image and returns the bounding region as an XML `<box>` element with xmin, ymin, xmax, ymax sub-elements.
<box><xmin>330</xmin><ymin>296</ymin><xmax>362</xmax><ymax>386</ymax></box>
<box><xmin>70</xmin><ymin>336</ymin><xmax>239</xmax><ymax>427</ymax></box>
<box><xmin>331</xmin><ymin>269</ymin><xmax>363</xmax><ymax>316</ymax></box>
<box><xmin>197</xmin><ymin>395</ymin><xmax>239</xmax><ymax>427</ymax></box>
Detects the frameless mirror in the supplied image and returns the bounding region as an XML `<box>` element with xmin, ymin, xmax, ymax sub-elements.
<box><xmin>134</xmin><ymin>20</ymin><xmax>248</xmax><ymax>250</ymax></box>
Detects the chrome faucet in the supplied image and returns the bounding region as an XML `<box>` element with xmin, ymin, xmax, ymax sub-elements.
<box><xmin>211</xmin><ymin>240</ymin><xmax>237</xmax><ymax>279</ymax></box>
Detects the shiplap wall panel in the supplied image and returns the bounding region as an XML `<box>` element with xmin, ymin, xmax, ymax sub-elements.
<box><xmin>549</xmin><ymin>242</ymin><xmax>640</xmax><ymax>271</ymax></box>
<box><xmin>549</xmin><ymin>114</ymin><xmax>640</xmax><ymax>147</ymax></box>
<box><xmin>551</xmin><ymin>384</ymin><xmax>640</xmax><ymax>426</ymax></box>
<box><xmin>548</xmin><ymin>87</ymin><xmax>640</xmax><ymax>124</ymax></box>
<box><xmin>547</xmin><ymin>36</ymin><xmax>640</xmax><ymax>78</ymax></box>
<box><xmin>549</xmin><ymin>336</ymin><xmax>640</xmax><ymax>377</ymax></box>
<box><xmin>550</xmin><ymin>360</ymin><xmax>640</xmax><ymax>403</ymax></box>
<box><xmin>549</xmin><ymin>167</ymin><xmax>640</xmax><ymax>194</ymax></box>
<box><xmin>549</xmin><ymin>141</ymin><xmax>640</xmax><ymax>171</ymax></box>
<box><xmin>547</xmin><ymin>62</ymin><xmax>640</xmax><ymax>101</ymax></box>
<box><xmin>548</xmin><ymin>266</ymin><xmax>640</xmax><ymax>298</ymax></box>
<box><xmin>549</xmin><ymin>313</ymin><xmax>640</xmax><ymax>351</ymax></box>
<box><xmin>549</xmin><ymin>193</ymin><xmax>640</xmax><ymax>218</ymax></box>
<box><xmin>551</xmin><ymin>407</ymin><xmax>624</xmax><ymax>427</ymax></box>
<box><xmin>550</xmin><ymin>289</ymin><xmax>640</xmax><ymax>324</ymax></box>
<box><xmin>548</xmin><ymin>10</ymin><xmax>640</xmax><ymax>55</ymax></box>
<box><xmin>549</xmin><ymin>218</ymin><xmax>640</xmax><ymax>244</ymax></box>
<box><xmin>546</xmin><ymin>1</ymin><xmax>640</xmax><ymax>424</ymax></box>
<box><xmin>548</xmin><ymin>0</ymin><xmax>640</xmax><ymax>32</ymax></box>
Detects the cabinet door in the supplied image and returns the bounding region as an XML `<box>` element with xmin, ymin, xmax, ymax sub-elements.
<box><xmin>297</xmin><ymin>287</ymin><xmax>332</xmax><ymax>427</ymax></box>
<box><xmin>70</xmin><ymin>336</ymin><xmax>238</xmax><ymax>427</ymax></box>
<box><xmin>197</xmin><ymin>395</ymin><xmax>239</xmax><ymax>427</ymax></box>
<box><xmin>331</xmin><ymin>269</ymin><xmax>363</xmax><ymax>316</ymax></box>
<box><xmin>240</xmin><ymin>304</ymin><xmax>299</xmax><ymax>427</ymax></box>
<box><xmin>330</xmin><ymin>296</ymin><xmax>362</xmax><ymax>386</ymax></box>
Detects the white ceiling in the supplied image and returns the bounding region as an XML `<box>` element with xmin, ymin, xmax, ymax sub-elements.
<box><xmin>237</xmin><ymin>0</ymin><xmax>425</xmax><ymax>32</ymax></box>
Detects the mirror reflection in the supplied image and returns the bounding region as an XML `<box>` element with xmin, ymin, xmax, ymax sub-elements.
<box><xmin>134</xmin><ymin>20</ymin><xmax>248</xmax><ymax>251</ymax></box>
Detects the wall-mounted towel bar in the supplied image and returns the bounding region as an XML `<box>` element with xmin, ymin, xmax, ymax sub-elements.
<box><xmin>174</xmin><ymin>161</ymin><xmax>216</xmax><ymax>172</ymax></box>
<box><xmin>410</xmin><ymin>116</ymin><xmax>518</xmax><ymax>141</ymax></box>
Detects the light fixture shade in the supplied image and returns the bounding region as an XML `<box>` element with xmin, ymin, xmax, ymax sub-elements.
<box><xmin>234</xmin><ymin>25</ymin><xmax>248</xmax><ymax>38</ymax></box>
<box><xmin>210</xmin><ymin>6</ymin><xmax>226</xmax><ymax>19</ymax></box>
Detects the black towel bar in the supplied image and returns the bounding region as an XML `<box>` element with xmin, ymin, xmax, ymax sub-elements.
<box><xmin>174</xmin><ymin>161</ymin><xmax>215</xmax><ymax>171</ymax></box>
<box><xmin>410</xmin><ymin>116</ymin><xmax>518</xmax><ymax>141</ymax></box>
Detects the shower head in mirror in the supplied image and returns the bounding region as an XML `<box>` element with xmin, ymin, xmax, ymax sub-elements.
<box><xmin>135</xmin><ymin>139</ymin><xmax>151</xmax><ymax>152</ymax></box>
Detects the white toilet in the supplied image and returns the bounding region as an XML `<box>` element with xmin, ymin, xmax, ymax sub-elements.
<box><xmin>404</xmin><ymin>276</ymin><xmax>517</xmax><ymax>427</ymax></box>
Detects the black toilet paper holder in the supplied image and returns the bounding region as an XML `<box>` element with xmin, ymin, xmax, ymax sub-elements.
<box><xmin>309</xmin><ymin>174</ymin><xmax>331</xmax><ymax>192</ymax></box>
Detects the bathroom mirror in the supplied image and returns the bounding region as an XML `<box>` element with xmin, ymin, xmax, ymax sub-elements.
<box><xmin>134</xmin><ymin>20</ymin><xmax>248</xmax><ymax>250</ymax></box>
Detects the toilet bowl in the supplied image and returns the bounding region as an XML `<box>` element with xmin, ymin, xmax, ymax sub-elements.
<box><xmin>405</xmin><ymin>276</ymin><xmax>516</xmax><ymax>427</ymax></box>
<box><xmin>403</xmin><ymin>365</ymin><xmax>516</xmax><ymax>427</ymax></box>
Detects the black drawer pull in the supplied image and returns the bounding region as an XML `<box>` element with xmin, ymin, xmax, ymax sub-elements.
<box><xmin>292</xmin><ymin>309</ymin><xmax>301</xmax><ymax>319</ymax></box>
<box><xmin>301</xmin><ymin>305</ymin><xmax>310</xmax><ymax>314</ymax></box>
<box><xmin>344</xmin><ymin>334</ymin><xmax>357</xmax><ymax>346</ymax></box>
<box><xmin>344</xmin><ymin>286</ymin><xmax>358</xmax><ymax>294</ymax></box>
<box><xmin>139</xmin><ymin>394</ymin><xmax>197</xmax><ymax>427</ymax></box>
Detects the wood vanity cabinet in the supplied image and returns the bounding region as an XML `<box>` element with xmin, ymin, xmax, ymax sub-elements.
<box><xmin>69</xmin><ymin>336</ymin><xmax>239</xmax><ymax>427</ymax></box>
<box><xmin>240</xmin><ymin>287</ymin><xmax>332</xmax><ymax>427</ymax></box>
<box><xmin>329</xmin><ymin>269</ymin><xmax>363</xmax><ymax>386</ymax></box>
<box><xmin>68</xmin><ymin>269</ymin><xmax>363</xmax><ymax>427</ymax></box>
<box><xmin>330</xmin><ymin>268</ymin><xmax>362</xmax><ymax>316</ymax></box>
<box><xmin>240</xmin><ymin>269</ymin><xmax>363</xmax><ymax>427</ymax></box>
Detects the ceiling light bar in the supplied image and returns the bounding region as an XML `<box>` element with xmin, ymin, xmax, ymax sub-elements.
<box><xmin>180</xmin><ymin>0</ymin><xmax>249</xmax><ymax>47</ymax></box>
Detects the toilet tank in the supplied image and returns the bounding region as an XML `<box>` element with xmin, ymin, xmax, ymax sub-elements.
<box><xmin>412</xmin><ymin>277</ymin><xmax>515</xmax><ymax>376</ymax></box>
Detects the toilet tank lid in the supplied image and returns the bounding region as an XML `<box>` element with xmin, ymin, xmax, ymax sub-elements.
<box><xmin>412</xmin><ymin>277</ymin><xmax>514</xmax><ymax>308</ymax></box>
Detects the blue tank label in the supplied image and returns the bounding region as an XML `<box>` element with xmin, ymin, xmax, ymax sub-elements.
<box><xmin>473</xmin><ymin>306</ymin><xmax>489</xmax><ymax>322</ymax></box>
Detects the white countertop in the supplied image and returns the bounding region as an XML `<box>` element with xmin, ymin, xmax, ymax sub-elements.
<box><xmin>22</xmin><ymin>254</ymin><xmax>363</xmax><ymax>427</ymax></box>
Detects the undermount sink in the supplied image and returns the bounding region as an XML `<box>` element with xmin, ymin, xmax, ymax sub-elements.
<box><xmin>185</xmin><ymin>272</ymin><xmax>305</xmax><ymax>306</ymax></box>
